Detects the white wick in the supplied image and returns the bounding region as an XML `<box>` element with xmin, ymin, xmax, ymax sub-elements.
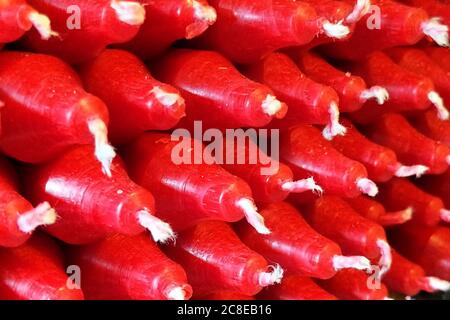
<box><xmin>236</xmin><ymin>198</ymin><xmax>271</xmax><ymax>235</ymax></box>
<box><xmin>17</xmin><ymin>202</ymin><xmax>57</xmax><ymax>233</ymax></box>
<box><xmin>426</xmin><ymin>277</ymin><xmax>450</xmax><ymax>292</ymax></box>
<box><xmin>395</xmin><ymin>164</ymin><xmax>429</xmax><ymax>178</ymax></box>
<box><xmin>166</xmin><ymin>286</ymin><xmax>188</xmax><ymax>300</ymax></box>
<box><xmin>332</xmin><ymin>255</ymin><xmax>372</xmax><ymax>271</ymax></box>
<box><xmin>356</xmin><ymin>178</ymin><xmax>379</xmax><ymax>197</ymax></box>
<box><xmin>138</xmin><ymin>210</ymin><xmax>176</xmax><ymax>243</ymax></box>
<box><xmin>258</xmin><ymin>264</ymin><xmax>284</xmax><ymax>287</ymax></box>
<box><xmin>88</xmin><ymin>118</ymin><xmax>116</xmax><ymax>178</ymax></box>
<box><xmin>28</xmin><ymin>11</ymin><xmax>58</xmax><ymax>40</ymax></box>
<box><xmin>322</xmin><ymin>102</ymin><xmax>347</xmax><ymax>140</ymax></box>
<box><xmin>111</xmin><ymin>0</ymin><xmax>146</xmax><ymax>26</ymax></box>
<box><xmin>379</xmin><ymin>207</ymin><xmax>413</xmax><ymax>226</ymax></box>
<box><xmin>322</xmin><ymin>20</ymin><xmax>351</xmax><ymax>39</ymax></box>
<box><xmin>281</xmin><ymin>177</ymin><xmax>323</xmax><ymax>194</ymax></box>
<box><xmin>377</xmin><ymin>239</ymin><xmax>392</xmax><ymax>277</ymax></box>
<box><xmin>150</xmin><ymin>86</ymin><xmax>184</xmax><ymax>107</ymax></box>
<box><xmin>428</xmin><ymin>91</ymin><xmax>450</xmax><ymax>121</ymax></box>
<box><xmin>186</xmin><ymin>0</ymin><xmax>217</xmax><ymax>39</ymax></box>
<box><xmin>421</xmin><ymin>18</ymin><xmax>449</xmax><ymax>47</ymax></box>
<box><xmin>360</xmin><ymin>86</ymin><xmax>390</xmax><ymax>105</ymax></box>
<box><xmin>261</xmin><ymin>95</ymin><xmax>283</xmax><ymax>117</ymax></box>
<box><xmin>440</xmin><ymin>209</ymin><xmax>450</xmax><ymax>223</ymax></box>
<box><xmin>346</xmin><ymin>0</ymin><xmax>371</xmax><ymax>24</ymax></box>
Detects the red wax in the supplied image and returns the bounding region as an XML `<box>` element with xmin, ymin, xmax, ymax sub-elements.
<box><xmin>0</xmin><ymin>51</ymin><xmax>115</xmax><ymax>175</ymax></box>
<box><xmin>331</xmin><ymin>119</ymin><xmax>409</xmax><ymax>183</ymax></box>
<box><xmin>304</xmin><ymin>196</ymin><xmax>389</xmax><ymax>265</ymax></box>
<box><xmin>196</xmin><ymin>292</ymin><xmax>255</xmax><ymax>300</ymax></box>
<box><xmin>383</xmin><ymin>249</ymin><xmax>437</xmax><ymax>296</ymax></box>
<box><xmin>80</xmin><ymin>49</ymin><xmax>186</xmax><ymax>145</ymax></box>
<box><xmin>377</xmin><ymin>177</ymin><xmax>448</xmax><ymax>226</ymax></box>
<box><xmin>280</xmin><ymin>124</ymin><xmax>378</xmax><ymax>198</ymax></box>
<box><xmin>347</xmin><ymin>195</ymin><xmax>413</xmax><ymax>227</ymax></box>
<box><xmin>23</xmin><ymin>0</ymin><xmax>145</xmax><ymax>64</ymax></box>
<box><xmin>323</xmin><ymin>0</ymin><xmax>448</xmax><ymax>60</ymax></box>
<box><xmin>123</xmin><ymin>132</ymin><xmax>270</xmax><ymax>234</ymax></box>
<box><xmin>152</xmin><ymin>49</ymin><xmax>287</xmax><ymax>129</ymax></box>
<box><xmin>387</xmin><ymin>47</ymin><xmax>450</xmax><ymax>111</ymax></box>
<box><xmin>196</xmin><ymin>0</ymin><xmax>323</xmax><ymax>64</ymax></box>
<box><xmin>419</xmin><ymin>169</ymin><xmax>450</xmax><ymax>209</ymax></box>
<box><xmin>23</xmin><ymin>146</ymin><xmax>175</xmax><ymax>245</ymax></box>
<box><xmin>401</xmin><ymin>0</ymin><xmax>450</xmax><ymax>27</ymax></box>
<box><xmin>0</xmin><ymin>156</ymin><xmax>56</xmax><ymax>247</ymax></box>
<box><xmin>244</xmin><ymin>52</ymin><xmax>345</xmax><ymax>140</ymax></box>
<box><xmin>0</xmin><ymin>0</ymin><xmax>54</xmax><ymax>44</ymax></box>
<box><xmin>121</xmin><ymin>0</ymin><xmax>217</xmax><ymax>59</ymax></box>
<box><xmin>390</xmin><ymin>225</ymin><xmax>450</xmax><ymax>281</ymax></box>
<box><xmin>366</xmin><ymin>113</ymin><xmax>450</xmax><ymax>175</ymax></box>
<box><xmin>235</xmin><ymin>202</ymin><xmax>370</xmax><ymax>279</ymax></box>
<box><xmin>68</xmin><ymin>233</ymin><xmax>192</xmax><ymax>300</ymax></box>
<box><xmin>0</xmin><ymin>234</ymin><xmax>84</xmax><ymax>300</ymax></box>
<box><xmin>258</xmin><ymin>274</ymin><xmax>337</xmax><ymax>300</ymax></box>
<box><xmin>424</xmin><ymin>46</ymin><xmax>450</xmax><ymax>71</ymax></box>
<box><xmin>164</xmin><ymin>221</ymin><xmax>284</xmax><ymax>296</ymax></box>
<box><xmin>411</xmin><ymin>109</ymin><xmax>450</xmax><ymax>148</ymax></box>
<box><xmin>220</xmin><ymin>137</ymin><xmax>321</xmax><ymax>204</ymax></box>
<box><xmin>294</xmin><ymin>50</ymin><xmax>388</xmax><ymax>112</ymax></box>
<box><xmin>349</xmin><ymin>51</ymin><xmax>441</xmax><ymax>117</ymax></box>
<box><xmin>318</xmin><ymin>269</ymin><xmax>389</xmax><ymax>300</ymax></box>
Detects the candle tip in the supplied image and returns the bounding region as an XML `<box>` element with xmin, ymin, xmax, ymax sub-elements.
<box><xmin>186</xmin><ymin>0</ymin><xmax>217</xmax><ymax>39</ymax></box>
<box><xmin>111</xmin><ymin>0</ymin><xmax>146</xmax><ymax>26</ymax></box>
<box><xmin>237</xmin><ymin>198</ymin><xmax>271</xmax><ymax>235</ymax></box>
<box><xmin>323</xmin><ymin>102</ymin><xmax>347</xmax><ymax>140</ymax></box>
<box><xmin>28</xmin><ymin>11</ymin><xmax>59</xmax><ymax>40</ymax></box>
<box><xmin>322</xmin><ymin>20</ymin><xmax>350</xmax><ymax>39</ymax></box>
<box><xmin>138</xmin><ymin>210</ymin><xmax>176</xmax><ymax>243</ymax></box>
<box><xmin>346</xmin><ymin>0</ymin><xmax>371</xmax><ymax>24</ymax></box>
<box><xmin>149</xmin><ymin>86</ymin><xmax>185</xmax><ymax>108</ymax></box>
<box><xmin>281</xmin><ymin>177</ymin><xmax>323</xmax><ymax>194</ymax></box>
<box><xmin>379</xmin><ymin>207</ymin><xmax>413</xmax><ymax>227</ymax></box>
<box><xmin>360</xmin><ymin>86</ymin><xmax>390</xmax><ymax>105</ymax></box>
<box><xmin>332</xmin><ymin>255</ymin><xmax>372</xmax><ymax>271</ymax></box>
<box><xmin>258</xmin><ymin>264</ymin><xmax>284</xmax><ymax>287</ymax></box>
<box><xmin>422</xmin><ymin>18</ymin><xmax>449</xmax><ymax>47</ymax></box>
<box><xmin>440</xmin><ymin>209</ymin><xmax>450</xmax><ymax>223</ymax></box>
<box><xmin>395</xmin><ymin>164</ymin><xmax>429</xmax><ymax>178</ymax></box>
<box><xmin>377</xmin><ymin>239</ymin><xmax>392</xmax><ymax>277</ymax></box>
<box><xmin>428</xmin><ymin>91</ymin><xmax>450</xmax><ymax>121</ymax></box>
<box><xmin>17</xmin><ymin>202</ymin><xmax>57</xmax><ymax>233</ymax></box>
<box><xmin>357</xmin><ymin>178</ymin><xmax>379</xmax><ymax>197</ymax></box>
<box><xmin>88</xmin><ymin>118</ymin><xmax>117</xmax><ymax>178</ymax></box>
<box><xmin>166</xmin><ymin>286</ymin><xmax>189</xmax><ymax>301</ymax></box>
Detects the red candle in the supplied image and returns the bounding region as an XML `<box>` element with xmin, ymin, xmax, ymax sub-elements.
<box><xmin>23</xmin><ymin>146</ymin><xmax>175</xmax><ymax>245</ymax></box>
<box><xmin>0</xmin><ymin>51</ymin><xmax>115</xmax><ymax>176</ymax></box>
<box><xmin>410</xmin><ymin>109</ymin><xmax>450</xmax><ymax>148</ymax></box>
<box><xmin>390</xmin><ymin>224</ymin><xmax>450</xmax><ymax>282</ymax></box>
<box><xmin>424</xmin><ymin>46</ymin><xmax>450</xmax><ymax>71</ymax></box>
<box><xmin>0</xmin><ymin>156</ymin><xmax>56</xmax><ymax>248</ymax></box>
<box><xmin>80</xmin><ymin>49</ymin><xmax>186</xmax><ymax>144</ymax></box>
<box><xmin>123</xmin><ymin>132</ymin><xmax>270</xmax><ymax>234</ymax></box>
<box><xmin>324</xmin><ymin>0</ymin><xmax>449</xmax><ymax>60</ymax></box>
<box><xmin>197</xmin><ymin>292</ymin><xmax>255</xmax><ymax>300</ymax></box>
<box><xmin>164</xmin><ymin>221</ymin><xmax>284</xmax><ymax>296</ymax></box>
<box><xmin>197</xmin><ymin>0</ymin><xmax>348</xmax><ymax>64</ymax></box>
<box><xmin>318</xmin><ymin>269</ymin><xmax>389</xmax><ymax>300</ymax></box>
<box><xmin>347</xmin><ymin>195</ymin><xmax>413</xmax><ymax>227</ymax></box>
<box><xmin>257</xmin><ymin>274</ymin><xmax>337</xmax><ymax>300</ymax></box>
<box><xmin>349</xmin><ymin>51</ymin><xmax>449</xmax><ymax>121</ymax></box>
<box><xmin>152</xmin><ymin>49</ymin><xmax>287</xmax><ymax>129</ymax></box>
<box><xmin>280</xmin><ymin>124</ymin><xmax>379</xmax><ymax>198</ymax></box>
<box><xmin>304</xmin><ymin>196</ymin><xmax>392</xmax><ymax>272</ymax></box>
<box><xmin>294</xmin><ymin>50</ymin><xmax>389</xmax><ymax>112</ymax></box>
<box><xmin>121</xmin><ymin>0</ymin><xmax>217</xmax><ymax>59</ymax></box>
<box><xmin>377</xmin><ymin>177</ymin><xmax>450</xmax><ymax>226</ymax></box>
<box><xmin>0</xmin><ymin>0</ymin><xmax>56</xmax><ymax>44</ymax></box>
<box><xmin>220</xmin><ymin>137</ymin><xmax>322</xmax><ymax>204</ymax></box>
<box><xmin>235</xmin><ymin>202</ymin><xmax>371</xmax><ymax>279</ymax></box>
<box><xmin>387</xmin><ymin>47</ymin><xmax>450</xmax><ymax>111</ymax></box>
<box><xmin>244</xmin><ymin>52</ymin><xmax>346</xmax><ymax>140</ymax></box>
<box><xmin>23</xmin><ymin>0</ymin><xmax>146</xmax><ymax>64</ymax></box>
<box><xmin>401</xmin><ymin>0</ymin><xmax>450</xmax><ymax>27</ymax></box>
<box><xmin>383</xmin><ymin>249</ymin><xmax>450</xmax><ymax>296</ymax></box>
<box><xmin>331</xmin><ymin>119</ymin><xmax>429</xmax><ymax>182</ymax></box>
<box><xmin>366</xmin><ymin>113</ymin><xmax>450</xmax><ymax>175</ymax></box>
<box><xmin>68</xmin><ymin>233</ymin><xmax>192</xmax><ymax>300</ymax></box>
<box><xmin>0</xmin><ymin>234</ymin><xmax>84</xmax><ymax>300</ymax></box>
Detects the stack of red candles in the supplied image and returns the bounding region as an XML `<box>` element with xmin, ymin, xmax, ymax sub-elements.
<box><xmin>0</xmin><ymin>0</ymin><xmax>449</xmax><ymax>300</ymax></box>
